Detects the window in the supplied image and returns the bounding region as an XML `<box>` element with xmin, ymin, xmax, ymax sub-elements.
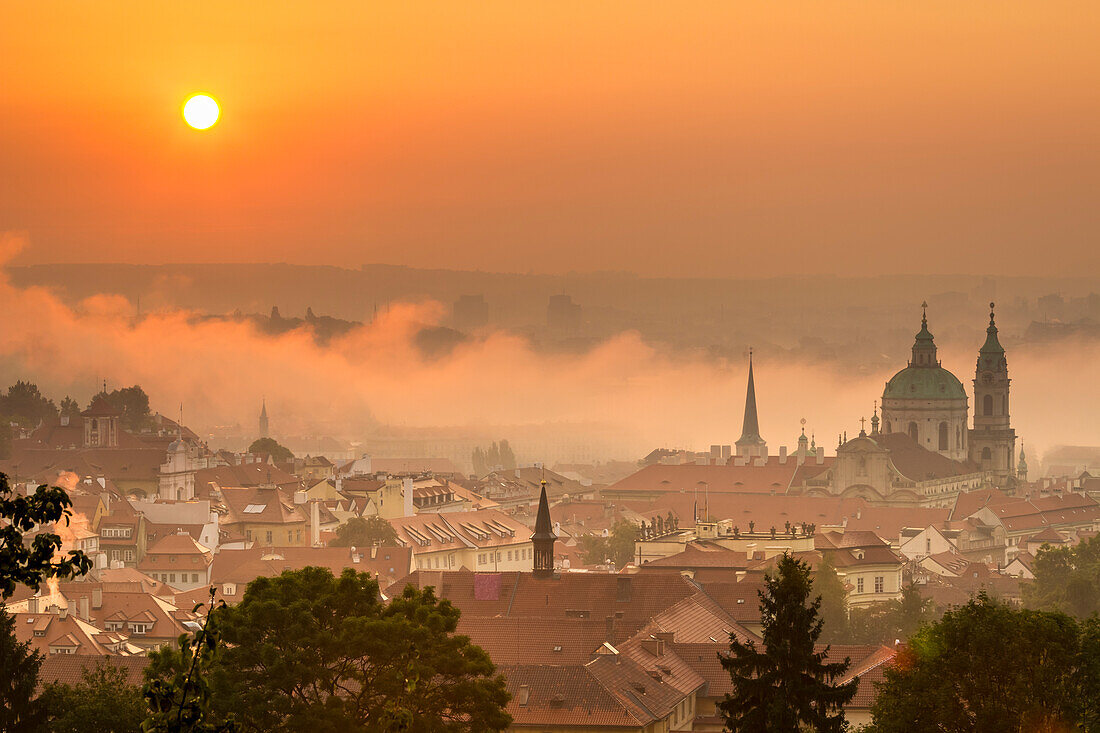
<box><xmin>265</xmin><ymin>531</ymin><xmax>273</xmax><ymax>544</ymax></box>
<box><xmin>191</xmin><ymin>573</ymin><xmax>199</xmax><ymax>583</ymax></box>
<box><xmin>111</xmin><ymin>550</ymin><xmax>121</xmax><ymax>561</ymax></box>
<box><xmin>246</xmin><ymin>530</ymin><xmax>253</xmax><ymax>541</ymax></box>
<box><xmin>926</xmin><ymin>537</ymin><xmax>932</xmax><ymax>554</ymax></box>
<box><xmin>874</xmin><ymin>576</ymin><xmax>884</xmax><ymax>593</ymax></box>
<box><xmin>223</xmin><ymin>583</ymin><xmax>237</xmax><ymax>596</ymax></box>
<box><xmin>507</xmin><ymin>550</ymin><xmax>513</xmax><ymax>561</ymax></box>
<box><xmin>856</xmin><ymin>577</ymin><xmax>864</xmax><ymax>593</ymax></box>
<box><xmin>169</xmin><ymin>573</ymin><xmax>176</xmax><ymax>583</ymax></box>
<box><xmin>938</xmin><ymin>422</ymin><xmax>948</xmax><ymax>451</ymax></box>
<box><xmin>130</xmin><ymin>623</ymin><xmax>150</xmax><ymax>634</ymax></box>
<box><xmin>982</xmin><ymin>447</ymin><xmax>992</xmax><ymax>461</ymax></box>
<box><xmin>908</xmin><ymin>422</ymin><xmax>918</xmax><ymax>441</ymax></box>
<box><xmin>983</xmin><ymin>394</ymin><xmax>993</xmax><ymax>416</ymax></box>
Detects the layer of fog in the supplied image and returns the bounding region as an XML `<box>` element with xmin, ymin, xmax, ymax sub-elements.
<box><xmin>0</xmin><ymin>234</ymin><xmax>1095</xmax><ymax>465</ymax></box>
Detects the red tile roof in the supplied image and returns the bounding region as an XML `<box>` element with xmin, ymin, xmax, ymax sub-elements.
<box><xmin>606</xmin><ymin>459</ymin><xmax>801</xmax><ymax>496</ymax></box>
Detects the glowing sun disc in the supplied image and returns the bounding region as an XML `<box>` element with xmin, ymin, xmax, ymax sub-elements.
<box><xmin>183</xmin><ymin>95</ymin><xmax>220</xmax><ymax>129</ymax></box>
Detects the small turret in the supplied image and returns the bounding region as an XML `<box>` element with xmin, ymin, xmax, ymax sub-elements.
<box><xmin>1017</xmin><ymin>443</ymin><xmax>1028</xmax><ymax>483</ymax></box>
<box><xmin>870</xmin><ymin>401</ymin><xmax>880</xmax><ymax>435</ymax></box>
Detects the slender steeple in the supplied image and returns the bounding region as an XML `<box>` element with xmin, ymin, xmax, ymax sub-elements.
<box><xmin>735</xmin><ymin>350</ymin><xmax>767</xmax><ymax>458</ymax></box>
<box><xmin>870</xmin><ymin>401</ymin><xmax>880</xmax><ymax>435</ymax></box>
<box><xmin>259</xmin><ymin>399</ymin><xmax>269</xmax><ymax>439</ymax></box>
<box><xmin>531</xmin><ymin>480</ymin><xmax>556</xmax><ymax>578</ymax></box>
<box><xmin>1017</xmin><ymin>443</ymin><xmax>1028</xmax><ymax>482</ymax></box>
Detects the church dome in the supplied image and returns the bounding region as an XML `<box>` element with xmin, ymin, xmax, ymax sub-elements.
<box><xmin>883</xmin><ymin>365</ymin><xmax>966</xmax><ymax>400</ymax></box>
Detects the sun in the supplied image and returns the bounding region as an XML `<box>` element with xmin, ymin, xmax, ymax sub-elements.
<box><xmin>182</xmin><ymin>94</ymin><xmax>220</xmax><ymax>130</ymax></box>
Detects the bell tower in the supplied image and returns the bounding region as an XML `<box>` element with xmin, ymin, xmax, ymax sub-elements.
<box><xmin>969</xmin><ymin>303</ymin><xmax>1016</xmax><ymax>485</ymax></box>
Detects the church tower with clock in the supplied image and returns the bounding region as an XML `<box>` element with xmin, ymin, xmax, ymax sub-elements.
<box><xmin>968</xmin><ymin>302</ymin><xmax>1016</xmax><ymax>484</ymax></box>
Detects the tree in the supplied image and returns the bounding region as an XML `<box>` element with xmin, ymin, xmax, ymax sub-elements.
<box><xmin>577</xmin><ymin>520</ymin><xmax>639</xmax><ymax>568</ymax></box>
<box><xmin>814</xmin><ymin>553</ymin><xmax>849</xmax><ymax>644</ymax></box>
<box><xmin>143</xmin><ymin>590</ymin><xmax>237</xmax><ymax>732</ymax></box>
<box><xmin>718</xmin><ymin>553</ymin><xmax>857</xmax><ymax>733</ymax></box>
<box><xmin>0</xmin><ymin>607</ymin><xmax>47</xmax><ymax>733</ymax></box>
<box><xmin>0</xmin><ymin>381</ymin><xmax>57</xmax><ymax>427</ymax></box>
<box><xmin>472</xmin><ymin>446</ymin><xmax>487</xmax><ymax>476</ymax></box>
<box><xmin>59</xmin><ymin>396</ymin><xmax>81</xmax><ymax>419</ymax></box>
<box><xmin>96</xmin><ymin>385</ymin><xmax>153</xmax><ymax>432</ymax></box>
<box><xmin>247</xmin><ymin>438</ymin><xmax>294</xmax><ymax>463</ymax></box>
<box><xmin>844</xmin><ymin>583</ymin><xmax>939</xmax><ymax>646</ymax></box>
<box><xmin>42</xmin><ymin>659</ymin><xmax>146</xmax><ymax>733</ymax></box>
<box><xmin>208</xmin><ymin>567</ymin><xmax>511</xmax><ymax>732</ymax></box>
<box><xmin>1025</xmin><ymin>533</ymin><xmax>1100</xmax><ymax>617</ymax></box>
<box><xmin>868</xmin><ymin>594</ymin><xmax>1090</xmax><ymax>733</ymax></box>
<box><xmin>329</xmin><ymin>516</ymin><xmax>399</xmax><ymax>547</ymax></box>
<box><xmin>497</xmin><ymin>440</ymin><xmax>516</xmax><ymax>470</ymax></box>
<box><xmin>1</xmin><ymin>473</ymin><xmax>92</xmax><ymax>600</ymax></box>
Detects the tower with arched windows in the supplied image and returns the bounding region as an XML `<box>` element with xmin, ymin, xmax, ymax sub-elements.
<box><xmin>880</xmin><ymin>304</ymin><xmax>970</xmax><ymax>462</ymax></box>
<box><xmin>968</xmin><ymin>303</ymin><xmax>1016</xmax><ymax>484</ymax></box>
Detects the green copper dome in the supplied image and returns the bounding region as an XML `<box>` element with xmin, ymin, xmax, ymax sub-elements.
<box><xmin>883</xmin><ymin>365</ymin><xmax>966</xmax><ymax>400</ymax></box>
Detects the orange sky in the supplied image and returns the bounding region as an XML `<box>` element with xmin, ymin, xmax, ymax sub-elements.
<box><xmin>2</xmin><ymin>2</ymin><xmax>1099</xmax><ymax>276</ymax></box>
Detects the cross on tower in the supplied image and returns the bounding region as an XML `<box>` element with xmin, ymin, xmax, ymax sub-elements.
<box><xmin>859</xmin><ymin>416</ymin><xmax>867</xmax><ymax>432</ymax></box>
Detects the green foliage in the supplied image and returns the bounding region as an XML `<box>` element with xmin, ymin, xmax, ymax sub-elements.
<box><xmin>719</xmin><ymin>553</ymin><xmax>857</xmax><ymax>733</ymax></box>
<box><xmin>846</xmin><ymin>583</ymin><xmax>939</xmax><ymax>646</ymax></box>
<box><xmin>0</xmin><ymin>607</ymin><xmax>47</xmax><ymax>733</ymax></box>
<box><xmin>1024</xmin><ymin>533</ymin><xmax>1100</xmax><ymax>617</ymax></box>
<box><xmin>472</xmin><ymin>440</ymin><xmax>517</xmax><ymax>475</ymax></box>
<box><xmin>247</xmin><ymin>437</ymin><xmax>294</xmax><ymax>463</ymax></box>
<box><xmin>868</xmin><ymin>594</ymin><xmax>1093</xmax><ymax>732</ymax></box>
<box><xmin>209</xmin><ymin>566</ymin><xmax>511</xmax><ymax>732</ymax></box>
<box><xmin>0</xmin><ymin>381</ymin><xmax>57</xmax><ymax>428</ymax></box>
<box><xmin>814</xmin><ymin>553</ymin><xmax>850</xmax><ymax>644</ymax></box>
<box><xmin>143</xmin><ymin>591</ymin><xmax>236</xmax><ymax>732</ymax></box>
<box><xmin>42</xmin><ymin>659</ymin><xmax>146</xmax><ymax>733</ymax></box>
<box><xmin>59</xmin><ymin>396</ymin><xmax>81</xmax><ymax>419</ymax></box>
<box><xmin>577</xmin><ymin>520</ymin><xmax>639</xmax><ymax>568</ymax></box>
<box><xmin>329</xmin><ymin>516</ymin><xmax>399</xmax><ymax>547</ymax></box>
<box><xmin>94</xmin><ymin>385</ymin><xmax>153</xmax><ymax>432</ymax></box>
<box><xmin>0</xmin><ymin>473</ymin><xmax>92</xmax><ymax>600</ymax></box>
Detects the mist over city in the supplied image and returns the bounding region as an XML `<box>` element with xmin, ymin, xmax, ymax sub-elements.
<box><xmin>2</xmin><ymin>3</ymin><xmax>1100</xmax><ymax>732</ymax></box>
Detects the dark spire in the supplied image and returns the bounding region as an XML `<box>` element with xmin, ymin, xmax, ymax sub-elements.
<box><xmin>870</xmin><ymin>400</ymin><xmax>880</xmax><ymax>435</ymax></box>
<box><xmin>531</xmin><ymin>480</ymin><xmax>556</xmax><ymax>578</ymax></box>
<box><xmin>735</xmin><ymin>350</ymin><xmax>766</xmax><ymax>453</ymax></box>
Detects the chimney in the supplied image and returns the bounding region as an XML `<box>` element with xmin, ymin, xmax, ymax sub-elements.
<box><xmin>370</xmin><ymin>546</ymin><xmax>377</xmax><ymax>559</ymax></box>
<box><xmin>402</xmin><ymin>477</ymin><xmax>415</xmax><ymax>517</ymax></box>
<box><xmin>79</xmin><ymin>596</ymin><xmax>90</xmax><ymax>621</ymax></box>
<box><xmin>28</xmin><ymin>597</ymin><xmax>38</xmax><ymax>614</ymax></box>
<box><xmin>92</xmin><ymin>587</ymin><xmax>103</xmax><ymax>609</ymax></box>
<box><xmin>59</xmin><ymin>605</ymin><xmax>69</xmax><ymax>620</ymax></box>
<box><xmin>779</xmin><ymin>446</ymin><xmax>787</xmax><ymax>464</ymax></box>
<box><xmin>816</xmin><ymin>452</ymin><xmax>824</xmax><ymax>465</ymax></box>
<box><xmin>518</xmin><ymin>685</ymin><xmax>530</xmax><ymax>706</ymax></box>
<box><xmin>310</xmin><ymin>501</ymin><xmax>321</xmax><ymax>547</ymax></box>
<box><xmin>294</xmin><ymin>490</ymin><xmax>307</xmax><ymax>505</ymax></box>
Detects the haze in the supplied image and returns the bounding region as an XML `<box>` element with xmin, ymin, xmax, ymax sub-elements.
<box><xmin>3</xmin><ymin>1</ymin><xmax>1100</xmax><ymax>277</ymax></box>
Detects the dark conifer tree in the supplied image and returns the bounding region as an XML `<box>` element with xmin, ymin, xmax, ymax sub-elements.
<box><xmin>0</xmin><ymin>608</ymin><xmax>47</xmax><ymax>733</ymax></box>
<box><xmin>718</xmin><ymin>553</ymin><xmax>857</xmax><ymax>733</ymax></box>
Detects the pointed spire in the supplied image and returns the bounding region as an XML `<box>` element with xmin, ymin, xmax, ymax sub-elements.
<box><xmin>980</xmin><ymin>301</ymin><xmax>1005</xmax><ymax>355</ymax></box>
<box><xmin>870</xmin><ymin>401</ymin><xmax>880</xmax><ymax>435</ymax></box>
<box><xmin>735</xmin><ymin>349</ymin><xmax>766</xmax><ymax>455</ymax></box>
<box><xmin>531</xmin><ymin>479</ymin><xmax>556</xmax><ymax>578</ymax></box>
